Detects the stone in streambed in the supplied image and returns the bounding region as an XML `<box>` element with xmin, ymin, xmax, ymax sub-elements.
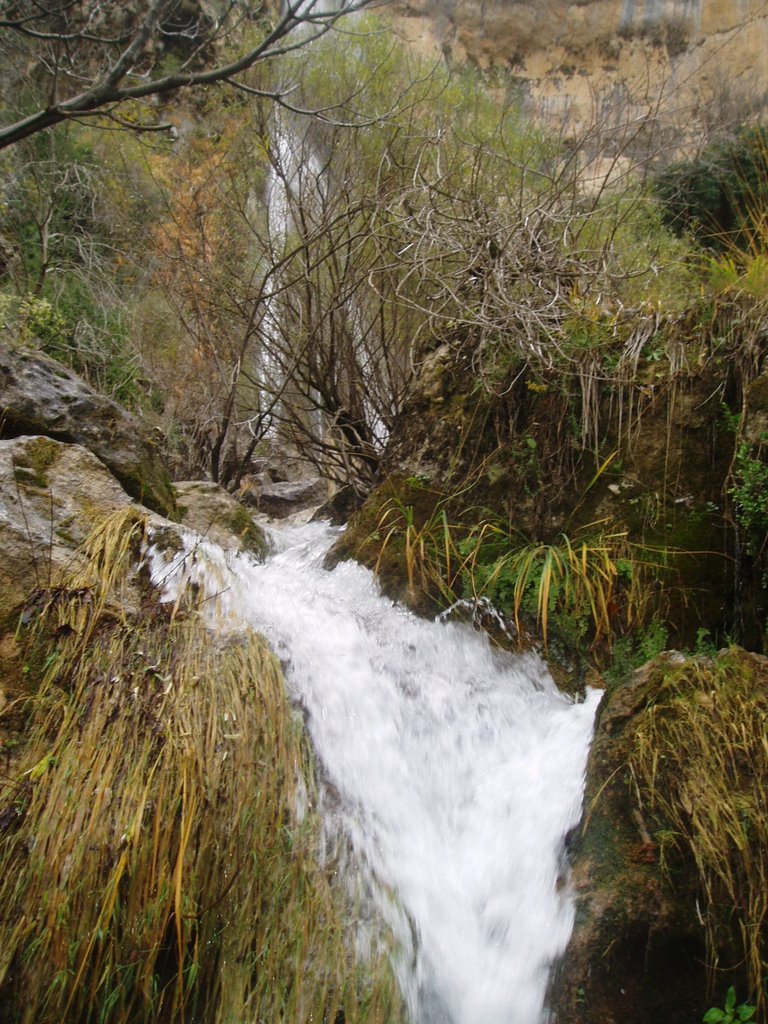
<box><xmin>174</xmin><ymin>480</ymin><xmax>267</xmax><ymax>558</ymax></box>
<box><xmin>239</xmin><ymin>476</ymin><xmax>327</xmax><ymax>519</ymax></box>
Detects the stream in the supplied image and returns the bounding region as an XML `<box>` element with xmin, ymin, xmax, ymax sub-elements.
<box><xmin>149</xmin><ymin>519</ymin><xmax>600</xmax><ymax>1024</ymax></box>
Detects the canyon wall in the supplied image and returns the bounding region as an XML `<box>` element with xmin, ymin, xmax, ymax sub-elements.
<box><xmin>391</xmin><ymin>0</ymin><xmax>768</xmax><ymax>141</ymax></box>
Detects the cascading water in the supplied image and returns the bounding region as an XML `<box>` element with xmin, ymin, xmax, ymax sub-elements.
<box><xmin>149</xmin><ymin>520</ymin><xmax>600</xmax><ymax>1024</ymax></box>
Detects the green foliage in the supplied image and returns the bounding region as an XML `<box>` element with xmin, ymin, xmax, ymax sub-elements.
<box><xmin>655</xmin><ymin>125</ymin><xmax>768</xmax><ymax>251</ymax></box>
<box><xmin>15</xmin><ymin>294</ymin><xmax>68</xmax><ymax>347</ymax></box>
<box><xmin>2</xmin><ymin>128</ymin><xmax>100</xmax><ymax>287</ymax></box>
<box><xmin>720</xmin><ymin>402</ymin><xmax>741</xmax><ymax>435</ymax></box>
<box><xmin>569</xmin><ymin>188</ymin><xmax>698</xmax><ymax>312</ymax></box>
<box><xmin>457</xmin><ymin>523</ymin><xmax>668</xmax><ymax>652</ymax></box>
<box><xmin>730</xmin><ymin>438</ymin><xmax>768</xmax><ymax>558</ymax></box>
<box><xmin>706</xmin><ymin>251</ymin><xmax>768</xmax><ymax>299</ymax></box>
<box><xmin>2</xmin><ymin>288</ymin><xmax>141</xmax><ymax>406</ymax></box>
<box><xmin>372</xmin><ymin>489</ymin><xmax>664</xmax><ymax>653</ymax></box>
<box><xmin>704</xmin><ymin>988</ymin><xmax>756</xmax><ymax>1024</ymax></box>
<box><xmin>373</xmin><ymin>490</ymin><xmax>463</xmax><ymax>603</ymax></box>
<box><xmin>604</xmin><ymin>619</ymin><xmax>669</xmax><ymax>686</ymax></box>
<box><xmin>0</xmin><ymin>123</ymin><xmax>156</xmax><ymax>408</ymax></box>
<box><xmin>692</xmin><ymin>626</ymin><xmax>719</xmax><ymax>657</ymax></box>
<box><xmin>294</xmin><ymin>15</ymin><xmax>551</xmax><ymax>191</ymax></box>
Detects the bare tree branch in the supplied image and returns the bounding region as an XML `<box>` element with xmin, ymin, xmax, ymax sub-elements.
<box><xmin>0</xmin><ymin>0</ymin><xmax>377</xmax><ymax>149</ymax></box>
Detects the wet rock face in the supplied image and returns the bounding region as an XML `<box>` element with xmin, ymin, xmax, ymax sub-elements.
<box><xmin>0</xmin><ymin>345</ymin><xmax>176</xmax><ymax>518</ymax></box>
<box><xmin>549</xmin><ymin>649</ymin><xmax>767</xmax><ymax>1024</ymax></box>
<box><xmin>0</xmin><ymin>435</ymin><xmax>134</xmax><ymax>624</ymax></box>
<box><xmin>311</xmin><ymin>484</ymin><xmax>366</xmax><ymax>526</ymax></box>
<box><xmin>174</xmin><ymin>480</ymin><xmax>267</xmax><ymax>557</ymax></box>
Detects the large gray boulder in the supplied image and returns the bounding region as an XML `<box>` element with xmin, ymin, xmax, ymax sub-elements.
<box><xmin>0</xmin><ymin>345</ymin><xmax>176</xmax><ymax>517</ymax></box>
<box><xmin>239</xmin><ymin>476</ymin><xmax>327</xmax><ymax>519</ymax></box>
<box><xmin>0</xmin><ymin>439</ymin><xmax>275</xmax><ymax>629</ymax></box>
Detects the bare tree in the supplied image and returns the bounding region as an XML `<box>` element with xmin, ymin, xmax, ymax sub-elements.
<box><xmin>142</xmin><ymin>95</ymin><xmax>421</xmax><ymax>490</ymax></box>
<box><xmin>252</xmin><ymin>117</ymin><xmax>417</xmax><ymax>490</ymax></box>
<box><xmin>0</xmin><ymin>0</ymin><xmax>374</xmax><ymax>150</ymax></box>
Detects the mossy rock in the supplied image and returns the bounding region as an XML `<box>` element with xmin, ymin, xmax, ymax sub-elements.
<box><xmin>549</xmin><ymin>648</ymin><xmax>767</xmax><ymax>1023</ymax></box>
<box><xmin>173</xmin><ymin>480</ymin><xmax>268</xmax><ymax>558</ymax></box>
<box><xmin>379</xmin><ymin>335</ymin><xmax>745</xmax><ymax>649</ymax></box>
<box><xmin>325</xmin><ymin>473</ymin><xmax>447</xmax><ymax>613</ymax></box>
<box><xmin>0</xmin><ymin>344</ymin><xmax>177</xmax><ymax>518</ymax></box>
<box><xmin>0</xmin><ymin>436</ymin><xmax>136</xmax><ymax>624</ymax></box>
<box><xmin>9</xmin><ymin>436</ymin><xmax>61</xmax><ymax>490</ymax></box>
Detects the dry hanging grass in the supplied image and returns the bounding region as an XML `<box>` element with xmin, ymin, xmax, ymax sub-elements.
<box><xmin>0</xmin><ymin>509</ymin><xmax>402</xmax><ymax>1024</ymax></box>
<box><xmin>630</xmin><ymin>650</ymin><xmax>768</xmax><ymax>1014</ymax></box>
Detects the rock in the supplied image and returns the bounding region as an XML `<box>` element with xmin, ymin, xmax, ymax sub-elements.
<box><xmin>239</xmin><ymin>477</ymin><xmax>327</xmax><ymax>519</ymax></box>
<box><xmin>174</xmin><ymin>480</ymin><xmax>267</xmax><ymax>557</ymax></box>
<box><xmin>0</xmin><ymin>344</ymin><xmax>176</xmax><ymax>518</ymax></box>
<box><xmin>547</xmin><ymin>660</ymin><xmax>697</xmax><ymax>1024</ymax></box>
<box><xmin>324</xmin><ymin>473</ymin><xmax>441</xmax><ymax>616</ymax></box>
<box><xmin>310</xmin><ymin>484</ymin><xmax>366</xmax><ymax>526</ymax></box>
<box><xmin>391</xmin><ymin>0</ymin><xmax>768</xmax><ymax>144</ymax></box>
<box><xmin>547</xmin><ymin>650</ymin><xmax>764</xmax><ymax>1024</ymax></box>
<box><xmin>744</xmin><ymin>370</ymin><xmax>768</xmax><ymax>445</ymax></box>
<box><xmin>0</xmin><ymin>438</ymin><xmax>270</xmax><ymax>629</ymax></box>
<box><xmin>0</xmin><ymin>435</ymin><xmax>134</xmax><ymax>625</ymax></box>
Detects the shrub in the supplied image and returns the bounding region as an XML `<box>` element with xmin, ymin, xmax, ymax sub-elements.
<box><xmin>654</xmin><ymin>126</ymin><xmax>768</xmax><ymax>251</ymax></box>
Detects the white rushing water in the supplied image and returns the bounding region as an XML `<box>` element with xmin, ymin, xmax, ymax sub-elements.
<box><xmin>149</xmin><ymin>520</ymin><xmax>600</xmax><ymax>1024</ymax></box>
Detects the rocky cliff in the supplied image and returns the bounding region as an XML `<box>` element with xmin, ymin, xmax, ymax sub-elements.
<box><xmin>392</xmin><ymin>0</ymin><xmax>768</xmax><ymax>140</ymax></box>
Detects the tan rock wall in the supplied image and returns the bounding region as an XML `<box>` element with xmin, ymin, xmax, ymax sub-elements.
<box><xmin>391</xmin><ymin>0</ymin><xmax>768</xmax><ymax>138</ymax></box>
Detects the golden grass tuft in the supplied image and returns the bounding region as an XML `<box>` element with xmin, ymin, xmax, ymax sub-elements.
<box><xmin>630</xmin><ymin>650</ymin><xmax>768</xmax><ymax>1013</ymax></box>
<box><xmin>0</xmin><ymin>510</ymin><xmax>402</xmax><ymax>1024</ymax></box>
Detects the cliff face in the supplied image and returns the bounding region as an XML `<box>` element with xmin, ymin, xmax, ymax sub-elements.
<box><xmin>392</xmin><ymin>0</ymin><xmax>768</xmax><ymax>137</ymax></box>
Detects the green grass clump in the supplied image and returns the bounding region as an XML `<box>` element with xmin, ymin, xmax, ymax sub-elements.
<box><xmin>0</xmin><ymin>510</ymin><xmax>403</xmax><ymax>1024</ymax></box>
<box><xmin>373</xmin><ymin>490</ymin><xmax>665</xmax><ymax>653</ymax></box>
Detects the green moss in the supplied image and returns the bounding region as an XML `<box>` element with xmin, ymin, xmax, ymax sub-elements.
<box><xmin>118</xmin><ymin>456</ymin><xmax>178</xmax><ymax>520</ymax></box>
<box><xmin>150</xmin><ymin>525</ymin><xmax>184</xmax><ymax>556</ymax></box>
<box><xmin>11</xmin><ymin>438</ymin><xmax>61</xmax><ymax>490</ymax></box>
<box><xmin>225</xmin><ymin>503</ymin><xmax>267</xmax><ymax>558</ymax></box>
<box><xmin>54</xmin><ymin>528</ymin><xmax>78</xmax><ymax>547</ymax></box>
<box><xmin>326</xmin><ymin>474</ymin><xmax>445</xmax><ymax>611</ymax></box>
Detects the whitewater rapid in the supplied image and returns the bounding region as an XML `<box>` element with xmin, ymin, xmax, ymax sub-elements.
<box><xmin>148</xmin><ymin>520</ymin><xmax>600</xmax><ymax>1024</ymax></box>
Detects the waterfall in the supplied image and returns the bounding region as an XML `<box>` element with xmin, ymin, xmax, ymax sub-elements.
<box><xmin>149</xmin><ymin>520</ymin><xmax>600</xmax><ymax>1024</ymax></box>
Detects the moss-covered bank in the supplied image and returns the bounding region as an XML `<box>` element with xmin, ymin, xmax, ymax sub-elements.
<box><xmin>548</xmin><ymin>647</ymin><xmax>768</xmax><ymax>1024</ymax></box>
<box><xmin>332</xmin><ymin>296</ymin><xmax>768</xmax><ymax>671</ymax></box>
<box><xmin>0</xmin><ymin>510</ymin><xmax>402</xmax><ymax>1024</ymax></box>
